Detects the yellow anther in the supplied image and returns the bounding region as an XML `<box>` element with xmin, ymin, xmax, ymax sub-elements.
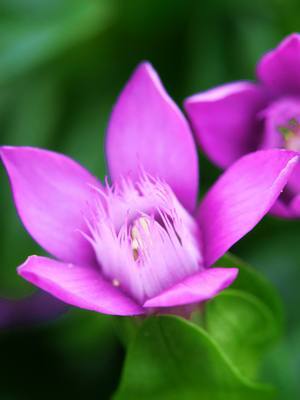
<box><xmin>130</xmin><ymin>217</ymin><xmax>151</xmax><ymax>261</ymax></box>
<box><xmin>139</xmin><ymin>217</ymin><xmax>150</xmax><ymax>233</ymax></box>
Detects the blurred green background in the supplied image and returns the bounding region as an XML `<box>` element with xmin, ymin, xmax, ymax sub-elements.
<box><xmin>0</xmin><ymin>0</ymin><xmax>299</xmax><ymax>398</ymax></box>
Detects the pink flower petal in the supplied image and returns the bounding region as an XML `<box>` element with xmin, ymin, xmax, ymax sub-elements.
<box><xmin>198</xmin><ymin>149</ymin><xmax>299</xmax><ymax>267</ymax></box>
<box><xmin>269</xmin><ymin>199</ymin><xmax>294</xmax><ymax>219</ymax></box>
<box><xmin>143</xmin><ymin>268</ymin><xmax>238</xmax><ymax>308</ymax></box>
<box><xmin>290</xmin><ymin>194</ymin><xmax>300</xmax><ymax>217</ymax></box>
<box><xmin>271</xmin><ymin>194</ymin><xmax>300</xmax><ymax>219</ymax></box>
<box><xmin>184</xmin><ymin>82</ymin><xmax>267</xmax><ymax>168</ymax></box>
<box><xmin>106</xmin><ymin>62</ymin><xmax>198</xmax><ymax>212</ymax></box>
<box><xmin>287</xmin><ymin>159</ymin><xmax>300</xmax><ymax>193</ymax></box>
<box><xmin>18</xmin><ymin>256</ymin><xmax>144</xmax><ymax>316</ymax></box>
<box><xmin>257</xmin><ymin>33</ymin><xmax>300</xmax><ymax>96</ymax></box>
<box><xmin>270</xmin><ymin>162</ymin><xmax>300</xmax><ymax>219</ymax></box>
<box><xmin>0</xmin><ymin>146</ymin><xmax>100</xmax><ymax>265</ymax></box>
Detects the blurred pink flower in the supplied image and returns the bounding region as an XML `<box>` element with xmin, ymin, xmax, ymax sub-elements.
<box><xmin>185</xmin><ymin>33</ymin><xmax>300</xmax><ymax>219</ymax></box>
<box><xmin>0</xmin><ymin>292</ymin><xmax>67</xmax><ymax>330</ymax></box>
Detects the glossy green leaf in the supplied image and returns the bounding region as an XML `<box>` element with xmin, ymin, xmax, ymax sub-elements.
<box><xmin>114</xmin><ymin>315</ymin><xmax>275</xmax><ymax>400</ymax></box>
<box><xmin>216</xmin><ymin>252</ymin><xmax>283</xmax><ymax>328</ymax></box>
<box><xmin>205</xmin><ymin>289</ymin><xmax>279</xmax><ymax>379</ymax></box>
<box><xmin>202</xmin><ymin>253</ymin><xmax>284</xmax><ymax>379</ymax></box>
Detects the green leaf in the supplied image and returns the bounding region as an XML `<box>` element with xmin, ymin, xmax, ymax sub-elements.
<box><xmin>114</xmin><ymin>315</ymin><xmax>275</xmax><ymax>400</ymax></box>
<box><xmin>113</xmin><ymin>316</ymin><xmax>143</xmax><ymax>348</ymax></box>
<box><xmin>205</xmin><ymin>289</ymin><xmax>279</xmax><ymax>379</ymax></box>
<box><xmin>216</xmin><ymin>252</ymin><xmax>283</xmax><ymax>328</ymax></box>
<box><xmin>204</xmin><ymin>253</ymin><xmax>284</xmax><ymax>379</ymax></box>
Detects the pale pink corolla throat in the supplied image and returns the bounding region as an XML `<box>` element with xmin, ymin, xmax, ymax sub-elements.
<box><xmin>83</xmin><ymin>173</ymin><xmax>203</xmax><ymax>305</ymax></box>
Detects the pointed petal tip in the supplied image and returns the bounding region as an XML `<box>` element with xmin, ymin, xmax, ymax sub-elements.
<box><xmin>18</xmin><ymin>256</ymin><xmax>145</xmax><ymax>316</ymax></box>
<box><xmin>257</xmin><ymin>33</ymin><xmax>300</xmax><ymax>94</ymax></box>
<box><xmin>278</xmin><ymin>32</ymin><xmax>300</xmax><ymax>47</ymax></box>
<box><xmin>106</xmin><ymin>59</ymin><xmax>198</xmax><ymax>212</ymax></box>
<box><xmin>134</xmin><ymin>60</ymin><xmax>155</xmax><ymax>74</ymax></box>
<box><xmin>17</xmin><ymin>255</ymin><xmax>34</xmax><ymax>273</ymax></box>
<box><xmin>1</xmin><ymin>146</ymin><xmax>101</xmax><ymax>265</ymax></box>
<box><xmin>127</xmin><ymin>60</ymin><xmax>180</xmax><ymax>114</ymax></box>
<box><xmin>258</xmin><ymin>33</ymin><xmax>300</xmax><ymax>67</ymax></box>
<box><xmin>128</xmin><ymin>61</ymin><xmax>161</xmax><ymax>91</ymax></box>
<box><xmin>0</xmin><ymin>145</ymin><xmax>19</xmax><ymax>162</ymax></box>
<box><xmin>17</xmin><ymin>255</ymin><xmax>40</xmax><ymax>278</ymax></box>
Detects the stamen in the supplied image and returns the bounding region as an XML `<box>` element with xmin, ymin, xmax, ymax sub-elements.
<box><xmin>260</xmin><ymin>97</ymin><xmax>300</xmax><ymax>151</ymax></box>
<box><xmin>277</xmin><ymin>117</ymin><xmax>300</xmax><ymax>150</ymax></box>
<box><xmin>288</xmin><ymin>118</ymin><xmax>299</xmax><ymax>128</ymax></box>
<box><xmin>130</xmin><ymin>217</ymin><xmax>152</xmax><ymax>262</ymax></box>
<box><xmin>277</xmin><ymin>125</ymin><xmax>293</xmax><ymax>139</ymax></box>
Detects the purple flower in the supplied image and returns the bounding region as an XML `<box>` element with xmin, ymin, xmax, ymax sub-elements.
<box><xmin>0</xmin><ymin>292</ymin><xmax>67</xmax><ymax>330</ymax></box>
<box><xmin>185</xmin><ymin>33</ymin><xmax>300</xmax><ymax>219</ymax></box>
<box><xmin>0</xmin><ymin>62</ymin><xmax>298</xmax><ymax>316</ymax></box>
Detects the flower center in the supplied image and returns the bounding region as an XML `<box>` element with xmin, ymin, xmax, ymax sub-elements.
<box><xmin>260</xmin><ymin>97</ymin><xmax>300</xmax><ymax>151</ymax></box>
<box><xmin>84</xmin><ymin>174</ymin><xmax>203</xmax><ymax>304</ymax></box>
<box><xmin>277</xmin><ymin>118</ymin><xmax>300</xmax><ymax>151</ymax></box>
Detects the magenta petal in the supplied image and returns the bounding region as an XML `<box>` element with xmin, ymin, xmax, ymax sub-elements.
<box><xmin>271</xmin><ymin>194</ymin><xmax>300</xmax><ymax>219</ymax></box>
<box><xmin>143</xmin><ymin>268</ymin><xmax>238</xmax><ymax>308</ymax></box>
<box><xmin>290</xmin><ymin>194</ymin><xmax>300</xmax><ymax>217</ymax></box>
<box><xmin>198</xmin><ymin>149</ymin><xmax>299</xmax><ymax>267</ymax></box>
<box><xmin>0</xmin><ymin>146</ymin><xmax>100</xmax><ymax>265</ymax></box>
<box><xmin>270</xmin><ymin>162</ymin><xmax>300</xmax><ymax>219</ymax></box>
<box><xmin>269</xmin><ymin>199</ymin><xmax>294</xmax><ymax>219</ymax></box>
<box><xmin>106</xmin><ymin>62</ymin><xmax>198</xmax><ymax>212</ymax></box>
<box><xmin>184</xmin><ymin>82</ymin><xmax>267</xmax><ymax>168</ymax></box>
<box><xmin>18</xmin><ymin>256</ymin><xmax>144</xmax><ymax>316</ymax></box>
<box><xmin>257</xmin><ymin>33</ymin><xmax>300</xmax><ymax>96</ymax></box>
<box><xmin>287</xmin><ymin>159</ymin><xmax>300</xmax><ymax>193</ymax></box>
